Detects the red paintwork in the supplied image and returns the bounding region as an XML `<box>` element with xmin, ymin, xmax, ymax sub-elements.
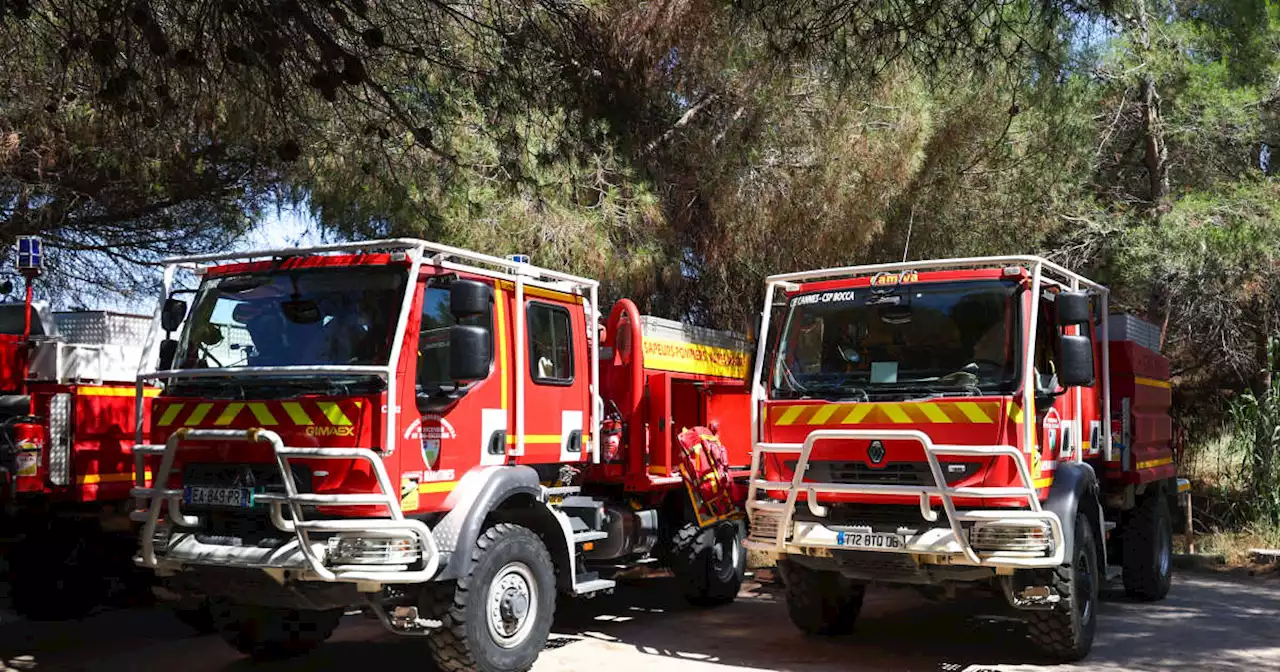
<box><xmin>142</xmin><ymin>261</ymin><xmax>754</xmax><ymax>517</ymax></box>
<box><xmin>760</xmin><ymin>268</ymin><xmax>1176</xmax><ymax>511</ymax></box>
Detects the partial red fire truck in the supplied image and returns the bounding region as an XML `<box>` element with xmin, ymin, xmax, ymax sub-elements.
<box><xmin>744</xmin><ymin>256</ymin><xmax>1186</xmax><ymax>662</ymax></box>
<box><xmin>130</xmin><ymin>239</ymin><xmax>750</xmax><ymax>671</ymax></box>
<box><xmin>0</xmin><ymin>237</ymin><xmax>158</xmax><ymax>618</ymax></box>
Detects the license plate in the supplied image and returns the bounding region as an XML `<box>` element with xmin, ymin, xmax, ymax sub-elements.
<box><xmin>183</xmin><ymin>486</ymin><xmax>254</xmax><ymax>508</ymax></box>
<box><xmin>837</xmin><ymin>530</ymin><xmax>905</xmax><ymax>551</ymax></box>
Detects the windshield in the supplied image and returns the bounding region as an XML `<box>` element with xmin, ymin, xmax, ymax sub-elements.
<box><xmin>175</xmin><ymin>267</ymin><xmax>408</xmax><ymax>370</ymax></box>
<box><xmin>770</xmin><ymin>279</ymin><xmax>1020</xmax><ymax>399</ymax></box>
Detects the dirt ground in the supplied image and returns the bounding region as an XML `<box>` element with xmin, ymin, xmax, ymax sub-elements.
<box><xmin>0</xmin><ymin>570</ymin><xmax>1276</xmax><ymax>672</ymax></box>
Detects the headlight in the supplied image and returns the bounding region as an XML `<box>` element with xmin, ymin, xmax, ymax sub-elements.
<box><xmin>326</xmin><ymin>533</ymin><xmax>421</xmax><ymax>566</ymax></box>
<box><xmin>969</xmin><ymin>522</ymin><xmax>1053</xmax><ymax>554</ymax></box>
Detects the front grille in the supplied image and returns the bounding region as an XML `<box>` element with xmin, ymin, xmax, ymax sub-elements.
<box><xmin>969</xmin><ymin>523</ymin><xmax>1052</xmax><ymax>553</ymax></box>
<box><xmin>179</xmin><ymin>462</ymin><xmax>314</xmax><ymax>546</ymax></box>
<box><xmin>834</xmin><ymin>551</ymin><xmax>928</xmax><ymax>582</ymax></box>
<box><xmin>786</xmin><ymin>460</ymin><xmax>980</xmax><ymax>487</ymax></box>
<box><xmin>749</xmin><ymin>509</ymin><xmax>784</xmax><ymax>542</ymax></box>
<box><xmin>794</xmin><ymin>503</ymin><xmax>950</xmax><ymax>533</ymax></box>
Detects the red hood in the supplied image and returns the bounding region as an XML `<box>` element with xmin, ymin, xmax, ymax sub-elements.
<box><xmin>762</xmin><ymin>397</ymin><xmax>1034</xmax><ymax>507</ymax></box>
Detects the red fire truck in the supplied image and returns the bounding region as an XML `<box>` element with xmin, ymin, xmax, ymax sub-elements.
<box><xmin>130</xmin><ymin>239</ymin><xmax>751</xmax><ymax>671</ymax></box>
<box><xmin>0</xmin><ymin>238</ymin><xmax>159</xmax><ymax>618</ymax></box>
<box><xmin>744</xmin><ymin>256</ymin><xmax>1186</xmax><ymax>662</ymax></box>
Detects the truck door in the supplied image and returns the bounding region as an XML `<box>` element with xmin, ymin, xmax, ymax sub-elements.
<box><xmin>517</xmin><ymin>295</ymin><xmax>591</xmax><ymax>465</ymax></box>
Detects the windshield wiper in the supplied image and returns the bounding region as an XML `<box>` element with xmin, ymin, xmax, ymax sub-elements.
<box><xmin>799</xmin><ymin>382</ymin><xmax>870</xmax><ymax>402</ymax></box>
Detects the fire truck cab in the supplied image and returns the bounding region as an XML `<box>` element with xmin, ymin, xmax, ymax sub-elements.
<box><xmin>745</xmin><ymin>256</ymin><xmax>1183</xmax><ymax>662</ymax></box>
<box><xmin>132</xmin><ymin>239</ymin><xmax>750</xmax><ymax>672</ymax></box>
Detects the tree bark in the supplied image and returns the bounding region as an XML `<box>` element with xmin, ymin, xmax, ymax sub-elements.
<box><xmin>1135</xmin><ymin>0</ymin><xmax>1169</xmax><ymax>210</ymax></box>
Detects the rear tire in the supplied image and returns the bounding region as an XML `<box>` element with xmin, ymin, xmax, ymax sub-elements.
<box><xmin>669</xmin><ymin>521</ymin><xmax>745</xmax><ymax>607</ymax></box>
<box><xmin>211</xmin><ymin>602</ymin><xmax>343</xmax><ymax>661</ymax></box>
<box><xmin>1025</xmin><ymin>512</ymin><xmax>1099</xmax><ymax>662</ymax></box>
<box><xmin>777</xmin><ymin>559</ymin><xmax>865</xmax><ymax>636</ymax></box>
<box><xmin>425</xmin><ymin>523</ymin><xmax>557</xmax><ymax>672</ymax></box>
<box><xmin>1121</xmin><ymin>494</ymin><xmax>1173</xmax><ymax>601</ymax></box>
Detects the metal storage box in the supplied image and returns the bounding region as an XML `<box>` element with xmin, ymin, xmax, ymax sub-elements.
<box><xmin>1106</xmin><ymin>314</ymin><xmax>1161</xmax><ymax>353</ymax></box>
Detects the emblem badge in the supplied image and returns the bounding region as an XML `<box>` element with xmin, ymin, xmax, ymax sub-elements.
<box><xmin>867</xmin><ymin>440</ymin><xmax>886</xmax><ymax>465</ymax></box>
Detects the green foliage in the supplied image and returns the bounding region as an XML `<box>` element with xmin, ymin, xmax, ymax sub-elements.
<box><xmin>1226</xmin><ymin>337</ymin><xmax>1280</xmax><ymax>525</ymax></box>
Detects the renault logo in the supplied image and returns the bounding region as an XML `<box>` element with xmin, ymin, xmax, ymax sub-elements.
<box><xmin>867</xmin><ymin>440</ymin><xmax>886</xmax><ymax>465</ymax></box>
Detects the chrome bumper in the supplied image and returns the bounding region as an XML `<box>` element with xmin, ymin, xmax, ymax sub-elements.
<box><xmin>131</xmin><ymin>428</ymin><xmax>440</xmax><ymax>583</ymax></box>
<box><xmin>745</xmin><ymin>429</ymin><xmax>1065</xmax><ymax>569</ymax></box>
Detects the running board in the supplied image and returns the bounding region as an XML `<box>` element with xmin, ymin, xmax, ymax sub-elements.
<box><xmin>573</xmin><ymin>578</ymin><xmax>616</xmax><ymax>596</ymax></box>
<box><xmin>574</xmin><ymin>531</ymin><xmax>610</xmax><ymax>544</ymax></box>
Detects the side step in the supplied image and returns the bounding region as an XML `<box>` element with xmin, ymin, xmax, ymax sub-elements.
<box><xmin>574</xmin><ymin>531</ymin><xmax>609</xmax><ymax>544</ymax></box>
<box><xmin>573</xmin><ymin>577</ymin><xmax>616</xmax><ymax>596</ymax></box>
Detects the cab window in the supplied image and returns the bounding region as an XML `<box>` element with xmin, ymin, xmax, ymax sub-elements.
<box><xmin>418</xmin><ymin>281</ymin><xmax>492</xmax><ymax>390</ymax></box>
<box><xmin>528</xmin><ymin>302</ymin><xmax>573</xmax><ymax>384</ymax></box>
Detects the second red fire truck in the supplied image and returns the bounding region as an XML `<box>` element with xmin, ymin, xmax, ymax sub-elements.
<box><xmin>131</xmin><ymin>239</ymin><xmax>752</xmax><ymax>671</ymax></box>
<box><xmin>745</xmin><ymin>256</ymin><xmax>1184</xmax><ymax>662</ymax></box>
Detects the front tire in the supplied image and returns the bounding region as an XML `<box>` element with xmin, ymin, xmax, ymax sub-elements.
<box><xmin>669</xmin><ymin>521</ymin><xmax>745</xmax><ymax>607</ymax></box>
<box><xmin>212</xmin><ymin>602</ymin><xmax>343</xmax><ymax>661</ymax></box>
<box><xmin>1121</xmin><ymin>494</ymin><xmax>1173</xmax><ymax>601</ymax></box>
<box><xmin>777</xmin><ymin>559</ymin><xmax>865</xmax><ymax>636</ymax></box>
<box><xmin>426</xmin><ymin>523</ymin><xmax>557</xmax><ymax>672</ymax></box>
<box><xmin>1026</xmin><ymin>512</ymin><xmax>1099</xmax><ymax>662</ymax></box>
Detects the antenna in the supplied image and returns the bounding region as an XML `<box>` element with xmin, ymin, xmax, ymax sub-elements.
<box><xmin>901</xmin><ymin>205</ymin><xmax>915</xmax><ymax>263</ymax></box>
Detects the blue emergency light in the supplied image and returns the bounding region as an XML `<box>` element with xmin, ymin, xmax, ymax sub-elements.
<box><xmin>16</xmin><ymin>236</ymin><xmax>42</xmax><ymax>272</ymax></box>
<box><xmin>507</xmin><ymin>254</ymin><xmax>530</xmax><ymax>265</ymax></box>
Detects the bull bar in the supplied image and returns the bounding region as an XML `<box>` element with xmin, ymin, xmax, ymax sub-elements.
<box><xmin>745</xmin><ymin>428</ymin><xmax>1066</xmax><ymax>568</ymax></box>
<box><xmin>131</xmin><ymin>428</ymin><xmax>441</xmax><ymax>583</ymax></box>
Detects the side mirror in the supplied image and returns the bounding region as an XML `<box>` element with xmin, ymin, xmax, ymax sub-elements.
<box><xmin>157</xmin><ymin>339</ymin><xmax>178</xmax><ymax>370</ymax></box>
<box><xmin>1057</xmin><ymin>291</ymin><xmax>1091</xmax><ymax>326</ymax></box>
<box><xmin>450</xmin><ymin>280</ymin><xmax>492</xmax><ymax>318</ymax></box>
<box><xmin>1058</xmin><ymin>334</ymin><xmax>1095</xmax><ymax>387</ymax></box>
<box><xmin>161</xmin><ymin>298</ymin><xmax>188</xmax><ymax>333</ymax></box>
<box><xmin>449</xmin><ymin>325</ymin><xmax>492</xmax><ymax>381</ymax></box>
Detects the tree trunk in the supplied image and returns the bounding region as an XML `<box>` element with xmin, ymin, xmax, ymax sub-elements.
<box><xmin>1135</xmin><ymin>0</ymin><xmax>1169</xmax><ymax>210</ymax></box>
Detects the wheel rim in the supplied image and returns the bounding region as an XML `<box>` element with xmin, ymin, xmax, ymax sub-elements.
<box><xmin>1077</xmin><ymin>546</ymin><xmax>1095</xmax><ymax>627</ymax></box>
<box><xmin>711</xmin><ymin>525</ymin><xmax>741</xmax><ymax>582</ymax></box>
<box><xmin>1158</xmin><ymin>518</ymin><xmax>1172</xmax><ymax>579</ymax></box>
<box><xmin>486</xmin><ymin>562</ymin><xmax>538</xmax><ymax>649</ymax></box>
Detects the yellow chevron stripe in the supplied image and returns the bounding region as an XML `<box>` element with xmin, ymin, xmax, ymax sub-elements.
<box><xmin>881</xmin><ymin>404</ymin><xmax>911</xmax><ymax>423</ymax></box>
<box><xmin>215</xmin><ymin>403</ymin><xmax>245</xmax><ymax>426</ymax></box>
<box><xmin>185</xmin><ymin>403</ymin><xmax>213</xmax><ymax>426</ymax></box>
<box><xmin>808</xmin><ymin>404</ymin><xmax>840</xmax><ymax>425</ymax></box>
<box><xmin>1006</xmin><ymin>401</ymin><xmax>1025</xmax><ymax>424</ymax></box>
<box><xmin>842</xmin><ymin>404</ymin><xmax>873</xmax><ymax>424</ymax></box>
<box><xmin>919</xmin><ymin>403</ymin><xmax>952</xmax><ymax>423</ymax></box>
<box><xmin>317</xmin><ymin>402</ymin><xmax>351</xmax><ymax>426</ymax></box>
<box><xmin>955</xmin><ymin>402</ymin><xmax>992</xmax><ymax>423</ymax></box>
<box><xmin>247</xmin><ymin>403</ymin><xmax>278</xmax><ymax>425</ymax></box>
<box><xmin>776</xmin><ymin>406</ymin><xmax>806</xmax><ymax>426</ymax></box>
<box><xmin>156</xmin><ymin>404</ymin><xmax>185</xmax><ymax>427</ymax></box>
<box><xmin>280</xmin><ymin>402</ymin><xmax>313</xmax><ymax>425</ymax></box>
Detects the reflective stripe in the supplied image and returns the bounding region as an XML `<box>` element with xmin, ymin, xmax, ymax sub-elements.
<box><xmin>156</xmin><ymin>404</ymin><xmax>185</xmax><ymax>427</ymax></box>
<box><xmin>79</xmin><ymin>470</ymin><xmax>151</xmax><ymax>485</ymax></box>
<box><xmin>495</xmin><ymin>287</ymin><xmax>509</xmax><ymax>411</ymax></box>
<box><xmin>316</xmin><ymin>402</ymin><xmax>352</xmax><ymax>426</ymax></box>
<box><xmin>247</xmin><ymin>403</ymin><xmax>278</xmax><ymax>425</ymax></box>
<box><xmin>1135</xmin><ymin>456</ymin><xmax>1174</xmax><ymax>470</ymax></box>
<box><xmin>280</xmin><ymin>402</ymin><xmax>313</xmax><ymax>425</ymax></box>
<box><xmin>215</xmin><ymin>403</ymin><xmax>245</xmax><ymax>426</ymax></box>
<box><xmin>918</xmin><ymin>404</ymin><xmax>952</xmax><ymax>424</ymax></box>
<box><xmin>776</xmin><ymin>406</ymin><xmax>806</xmax><ymax>426</ymax></box>
<box><xmin>506</xmin><ymin>434</ymin><xmax>562</xmax><ymax>445</ymax></box>
<box><xmin>954</xmin><ymin>402</ymin><xmax>993</xmax><ymax>423</ymax></box>
<box><xmin>185</xmin><ymin>403</ymin><xmax>214</xmax><ymax>425</ymax></box>
<box><xmin>842</xmin><ymin>404</ymin><xmax>873</xmax><ymax>424</ymax></box>
<box><xmin>78</xmin><ymin>387</ymin><xmax>160</xmax><ymax>397</ymax></box>
<box><xmin>1134</xmin><ymin>376</ymin><xmax>1172</xmax><ymax>389</ymax></box>
<box><xmin>418</xmin><ymin>481</ymin><xmax>457</xmax><ymax>494</ymax></box>
<box><xmin>808</xmin><ymin>405</ymin><xmax>840</xmax><ymax>425</ymax></box>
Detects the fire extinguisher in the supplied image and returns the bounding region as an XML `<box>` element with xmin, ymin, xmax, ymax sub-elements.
<box><xmin>602</xmin><ymin>400</ymin><xmax>624</xmax><ymax>463</ymax></box>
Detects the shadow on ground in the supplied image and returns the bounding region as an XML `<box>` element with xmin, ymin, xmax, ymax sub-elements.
<box><xmin>0</xmin><ymin>573</ymin><xmax>1275</xmax><ymax>671</ymax></box>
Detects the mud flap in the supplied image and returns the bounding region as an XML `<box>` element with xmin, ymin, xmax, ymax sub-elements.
<box><xmin>676</xmin><ymin>426</ymin><xmax>744</xmax><ymax>529</ymax></box>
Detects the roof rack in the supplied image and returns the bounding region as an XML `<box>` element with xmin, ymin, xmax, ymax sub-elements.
<box><xmin>766</xmin><ymin>255</ymin><xmax>1107</xmax><ymax>295</ymax></box>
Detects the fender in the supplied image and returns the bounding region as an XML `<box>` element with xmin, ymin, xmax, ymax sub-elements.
<box><xmin>1044</xmin><ymin>461</ymin><xmax>1104</xmax><ymax>563</ymax></box>
<box><xmin>428</xmin><ymin>465</ymin><xmax>543</xmax><ymax>581</ymax></box>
